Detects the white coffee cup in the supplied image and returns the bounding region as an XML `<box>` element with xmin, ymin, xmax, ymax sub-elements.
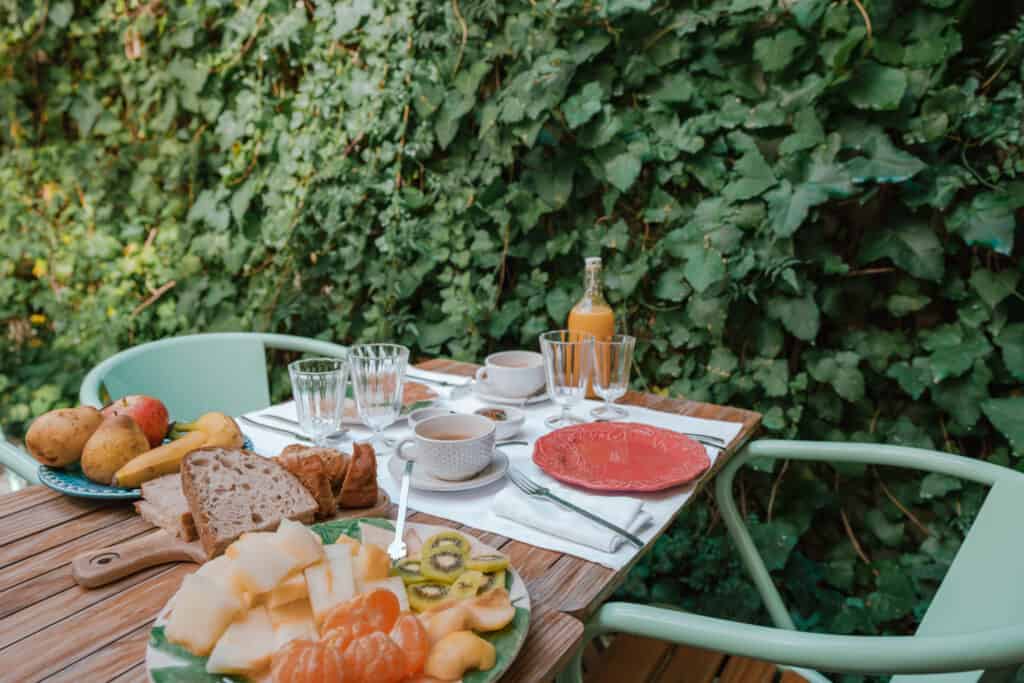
<box><xmin>474</xmin><ymin>350</ymin><xmax>545</xmax><ymax>398</ymax></box>
<box><xmin>395</xmin><ymin>414</ymin><xmax>496</xmax><ymax>481</ymax></box>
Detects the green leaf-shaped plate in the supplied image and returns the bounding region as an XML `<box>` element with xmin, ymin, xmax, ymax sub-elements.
<box><xmin>147</xmin><ymin>518</ymin><xmax>531</xmax><ymax>682</ymax></box>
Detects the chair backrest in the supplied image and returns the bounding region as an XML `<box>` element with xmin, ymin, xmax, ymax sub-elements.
<box><xmin>893</xmin><ymin>478</ymin><xmax>1024</xmax><ymax>683</ymax></box>
<box><xmin>79</xmin><ymin>333</ymin><xmax>347</xmax><ymax>421</ymax></box>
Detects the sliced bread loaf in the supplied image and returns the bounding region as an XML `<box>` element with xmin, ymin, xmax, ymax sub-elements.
<box><xmin>134</xmin><ymin>473</ymin><xmax>195</xmax><ymax>541</ymax></box>
<box><xmin>181</xmin><ymin>448</ymin><xmax>318</xmax><ymax>557</ymax></box>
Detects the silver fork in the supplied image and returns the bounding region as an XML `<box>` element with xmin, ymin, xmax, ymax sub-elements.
<box><xmin>506</xmin><ymin>468</ymin><xmax>644</xmax><ymax>548</ymax></box>
<box><xmin>388</xmin><ymin>460</ymin><xmax>413</xmax><ymax>561</ymax></box>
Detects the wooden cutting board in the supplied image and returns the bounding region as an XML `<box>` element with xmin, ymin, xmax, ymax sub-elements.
<box><xmin>72</xmin><ymin>492</ymin><xmax>391</xmax><ymax>589</ymax></box>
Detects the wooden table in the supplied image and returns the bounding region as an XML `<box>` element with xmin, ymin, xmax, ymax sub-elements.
<box><xmin>0</xmin><ymin>359</ymin><xmax>760</xmax><ymax>682</ymax></box>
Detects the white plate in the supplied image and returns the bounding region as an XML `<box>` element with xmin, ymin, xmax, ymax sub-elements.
<box><xmin>387</xmin><ymin>449</ymin><xmax>509</xmax><ymax>492</ymax></box>
<box><xmin>472</xmin><ymin>382</ymin><xmax>549</xmax><ymax>406</ymax></box>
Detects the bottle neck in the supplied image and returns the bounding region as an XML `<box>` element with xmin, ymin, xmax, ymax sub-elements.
<box><xmin>583</xmin><ymin>263</ymin><xmax>607</xmax><ymax>306</ymax></box>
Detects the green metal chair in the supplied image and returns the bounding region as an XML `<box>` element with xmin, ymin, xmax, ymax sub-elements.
<box><xmin>79</xmin><ymin>332</ymin><xmax>348</xmax><ymax>422</ymax></box>
<box><xmin>558</xmin><ymin>440</ymin><xmax>1024</xmax><ymax>683</ymax></box>
<box><xmin>0</xmin><ymin>425</ymin><xmax>41</xmax><ymax>486</ymax></box>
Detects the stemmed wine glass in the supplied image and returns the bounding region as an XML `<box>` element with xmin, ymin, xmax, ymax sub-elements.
<box><xmin>590</xmin><ymin>334</ymin><xmax>636</xmax><ymax>420</ymax></box>
<box><xmin>349</xmin><ymin>343</ymin><xmax>409</xmax><ymax>450</ymax></box>
<box><xmin>288</xmin><ymin>357</ymin><xmax>349</xmax><ymax>447</ymax></box>
<box><xmin>539</xmin><ymin>330</ymin><xmax>594</xmax><ymax>429</ymax></box>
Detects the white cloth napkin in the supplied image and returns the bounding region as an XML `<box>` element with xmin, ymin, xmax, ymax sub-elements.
<box><xmin>492</xmin><ymin>482</ymin><xmax>653</xmax><ymax>553</ymax></box>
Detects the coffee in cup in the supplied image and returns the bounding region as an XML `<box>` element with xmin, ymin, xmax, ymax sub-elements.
<box><xmin>395</xmin><ymin>414</ymin><xmax>496</xmax><ymax>480</ymax></box>
<box><xmin>474</xmin><ymin>350</ymin><xmax>545</xmax><ymax>398</ymax></box>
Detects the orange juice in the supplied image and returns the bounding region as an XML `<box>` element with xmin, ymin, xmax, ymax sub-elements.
<box><xmin>568</xmin><ymin>257</ymin><xmax>615</xmax><ymax>397</ymax></box>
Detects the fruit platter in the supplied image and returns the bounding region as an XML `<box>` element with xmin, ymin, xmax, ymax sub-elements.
<box><xmin>146</xmin><ymin>520</ymin><xmax>530</xmax><ymax>682</ymax></box>
<box><xmin>28</xmin><ymin>395</ymin><xmax>252</xmax><ymax>500</ymax></box>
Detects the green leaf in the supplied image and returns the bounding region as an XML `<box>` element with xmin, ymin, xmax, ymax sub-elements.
<box><xmin>754</xmin><ymin>30</ymin><xmax>805</xmax><ymax>72</ymax></box>
<box><xmin>722</xmin><ymin>149</ymin><xmax>777</xmax><ymax>201</ymax></box>
<box><xmin>847</xmin><ymin>135</ymin><xmax>926</xmax><ymax>184</ymax></box>
<box><xmin>846</xmin><ymin>62</ymin><xmax>907</xmax><ymax>111</ymax></box>
<box><xmin>779</xmin><ymin>108</ymin><xmax>824</xmax><ymax>155</ymax></box>
<box><xmin>886</xmin><ymin>358</ymin><xmax>931</xmax><ymax>399</ymax></box>
<box><xmin>982</xmin><ymin>397</ymin><xmax>1024</xmax><ymax>455</ymax></box>
<box><xmin>604</xmin><ymin>152</ymin><xmax>643</xmax><ymax>192</ymax></box>
<box><xmin>969</xmin><ymin>269</ymin><xmax>1020</xmax><ymax>309</ymax></box>
<box><xmin>948</xmin><ymin>190</ymin><xmax>1022</xmax><ymax>256</ymax></box>
<box><xmin>50</xmin><ymin>1</ymin><xmax>73</xmax><ymax>27</ymax></box>
<box><xmin>765</xmin><ymin>292</ymin><xmax>820</xmax><ymax>341</ymax></box>
<box><xmin>995</xmin><ymin>324</ymin><xmax>1024</xmax><ymax>381</ymax></box>
<box><xmin>865</xmin><ymin>509</ymin><xmax>904</xmax><ymax>547</ymax></box>
<box><xmin>767</xmin><ymin>145</ymin><xmax>855</xmax><ymax>236</ymax></box>
<box><xmin>867</xmin><ymin>562</ymin><xmax>915</xmax><ymax>621</ymax></box>
<box><xmin>654</xmin><ymin>271</ymin><xmax>690</xmax><ymax>302</ymax></box>
<box><xmin>920</xmin><ymin>473</ymin><xmax>962</xmax><ymax>499</ymax></box>
<box><xmin>168</xmin><ymin>58</ymin><xmax>209</xmax><ymax>96</ymax></box>
<box><xmin>563</xmin><ymin>83</ymin><xmax>603</xmax><ymax>129</ymax></box>
<box><xmin>333</xmin><ymin>0</ymin><xmax>372</xmax><ymax>38</ymax></box>
<box><xmin>857</xmin><ymin>219</ymin><xmax>944</xmax><ymax>282</ymax></box>
<box><xmin>605</xmin><ymin>0</ymin><xmax>655</xmax><ymax>14</ymax></box>
<box><xmin>748</xmin><ymin>520</ymin><xmax>800</xmax><ymax>570</ymax></box>
<box><xmin>651</xmin><ymin>73</ymin><xmax>695</xmax><ymax>104</ymax></box>
<box><xmin>681</xmin><ymin>244</ymin><xmax>726</xmax><ymax>294</ymax></box>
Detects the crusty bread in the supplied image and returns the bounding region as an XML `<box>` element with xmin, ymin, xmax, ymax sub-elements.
<box><xmin>338</xmin><ymin>442</ymin><xmax>377</xmax><ymax>508</ymax></box>
<box><xmin>277</xmin><ymin>446</ymin><xmax>338</xmax><ymax>519</ymax></box>
<box><xmin>181</xmin><ymin>448</ymin><xmax>318</xmax><ymax>557</ymax></box>
<box><xmin>134</xmin><ymin>473</ymin><xmax>195</xmax><ymax>541</ymax></box>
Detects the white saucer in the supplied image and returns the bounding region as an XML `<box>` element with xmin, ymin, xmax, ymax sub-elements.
<box><xmin>471</xmin><ymin>383</ymin><xmax>549</xmax><ymax>406</ymax></box>
<box><xmin>386</xmin><ymin>449</ymin><xmax>509</xmax><ymax>492</ymax></box>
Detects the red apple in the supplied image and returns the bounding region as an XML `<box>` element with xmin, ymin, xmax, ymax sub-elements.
<box><xmin>102</xmin><ymin>395</ymin><xmax>169</xmax><ymax>448</ymax></box>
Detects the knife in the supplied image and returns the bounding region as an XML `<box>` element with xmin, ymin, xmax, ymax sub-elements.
<box><xmin>238</xmin><ymin>415</ymin><xmax>313</xmax><ymax>443</ymax></box>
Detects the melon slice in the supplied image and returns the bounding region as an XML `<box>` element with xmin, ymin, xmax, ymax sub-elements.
<box><xmin>206</xmin><ymin>606</ymin><xmax>277</xmax><ymax>675</ymax></box>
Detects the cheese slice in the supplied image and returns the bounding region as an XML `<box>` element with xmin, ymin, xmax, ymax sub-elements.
<box><xmin>269</xmin><ymin>600</ymin><xmax>319</xmax><ymax>648</ymax></box>
<box><xmin>166</xmin><ymin>573</ymin><xmax>244</xmax><ymax>656</ymax></box>
<box><xmin>206</xmin><ymin>606</ymin><xmax>276</xmax><ymax>676</ymax></box>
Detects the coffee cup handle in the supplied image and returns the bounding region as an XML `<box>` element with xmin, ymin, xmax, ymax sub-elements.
<box><xmin>395</xmin><ymin>438</ymin><xmax>418</xmax><ymax>462</ymax></box>
<box><xmin>474</xmin><ymin>367</ymin><xmax>488</xmax><ymax>384</ymax></box>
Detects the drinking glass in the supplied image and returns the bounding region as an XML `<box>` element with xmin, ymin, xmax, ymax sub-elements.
<box><xmin>349</xmin><ymin>343</ymin><xmax>409</xmax><ymax>450</ymax></box>
<box><xmin>288</xmin><ymin>357</ymin><xmax>348</xmax><ymax>447</ymax></box>
<box><xmin>539</xmin><ymin>330</ymin><xmax>594</xmax><ymax>429</ymax></box>
<box><xmin>590</xmin><ymin>334</ymin><xmax>636</xmax><ymax>420</ymax></box>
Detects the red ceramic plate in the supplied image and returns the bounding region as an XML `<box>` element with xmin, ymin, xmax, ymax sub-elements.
<box><xmin>533</xmin><ymin>422</ymin><xmax>711</xmax><ymax>492</ymax></box>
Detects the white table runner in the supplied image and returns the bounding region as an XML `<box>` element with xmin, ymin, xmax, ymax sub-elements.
<box><xmin>244</xmin><ymin>381</ymin><xmax>743</xmax><ymax>570</ymax></box>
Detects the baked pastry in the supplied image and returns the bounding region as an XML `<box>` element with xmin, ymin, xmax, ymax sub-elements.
<box><xmin>338</xmin><ymin>442</ymin><xmax>378</xmax><ymax>508</ymax></box>
<box><xmin>278</xmin><ymin>445</ymin><xmax>349</xmax><ymax>519</ymax></box>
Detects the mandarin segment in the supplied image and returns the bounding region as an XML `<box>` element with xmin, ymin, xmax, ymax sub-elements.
<box><xmin>390</xmin><ymin>614</ymin><xmax>431</xmax><ymax>677</ymax></box>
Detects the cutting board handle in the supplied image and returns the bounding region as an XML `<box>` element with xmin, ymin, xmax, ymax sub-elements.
<box><xmin>72</xmin><ymin>529</ymin><xmax>207</xmax><ymax>589</ymax></box>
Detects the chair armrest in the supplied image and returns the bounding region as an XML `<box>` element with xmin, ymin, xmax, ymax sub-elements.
<box><xmin>0</xmin><ymin>440</ymin><xmax>40</xmax><ymax>485</ymax></box>
<box><xmin>588</xmin><ymin>602</ymin><xmax>1024</xmax><ymax>675</ymax></box>
<box><xmin>257</xmin><ymin>333</ymin><xmax>348</xmax><ymax>359</ymax></box>
<box><xmin>713</xmin><ymin>440</ymin><xmax>1024</xmax><ymax>629</ymax></box>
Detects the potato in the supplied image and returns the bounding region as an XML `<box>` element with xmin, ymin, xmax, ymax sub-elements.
<box><xmin>25</xmin><ymin>406</ymin><xmax>104</xmax><ymax>467</ymax></box>
<box><xmin>81</xmin><ymin>415</ymin><xmax>151</xmax><ymax>485</ymax></box>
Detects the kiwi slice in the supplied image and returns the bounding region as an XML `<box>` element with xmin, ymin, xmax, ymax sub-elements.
<box><xmin>478</xmin><ymin>569</ymin><xmax>506</xmax><ymax>595</ymax></box>
<box><xmin>391</xmin><ymin>558</ymin><xmax>430</xmax><ymax>585</ymax></box>
<box><xmin>466</xmin><ymin>553</ymin><xmax>509</xmax><ymax>573</ymax></box>
<box><xmin>449</xmin><ymin>570</ymin><xmax>486</xmax><ymax>600</ymax></box>
<box><xmin>421</xmin><ymin>548</ymin><xmax>467</xmax><ymax>583</ymax></box>
<box><xmin>407</xmin><ymin>582</ymin><xmax>451</xmax><ymax>612</ymax></box>
<box><xmin>422</xmin><ymin>530</ymin><xmax>471</xmax><ymax>557</ymax></box>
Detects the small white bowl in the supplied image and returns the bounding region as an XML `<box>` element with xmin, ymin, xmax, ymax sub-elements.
<box><xmin>408</xmin><ymin>407</ymin><xmax>458</xmax><ymax>429</ymax></box>
<box><xmin>473</xmin><ymin>405</ymin><xmax>525</xmax><ymax>440</ymax></box>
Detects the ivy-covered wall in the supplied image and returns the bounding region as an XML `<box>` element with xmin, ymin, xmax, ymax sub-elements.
<box><xmin>2</xmin><ymin>0</ymin><xmax>1023</xmax><ymax>640</ymax></box>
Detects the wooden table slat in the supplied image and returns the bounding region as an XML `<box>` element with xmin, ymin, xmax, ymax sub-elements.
<box><xmin>0</xmin><ymin>494</ymin><xmax>108</xmax><ymax>547</ymax></box>
<box><xmin>0</xmin><ymin>504</ymin><xmax>136</xmax><ymax>570</ymax></box>
<box><xmin>0</xmin><ymin>516</ymin><xmax>154</xmax><ymax>597</ymax></box>
<box><xmin>0</xmin><ymin>357</ymin><xmax>760</xmax><ymax>683</ymax></box>
<box><xmin>0</xmin><ymin>564</ymin><xmax>192</xmax><ymax>681</ymax></box>
<box><xmin>0</xmin><ymin>484</ymin><xmax>60</xmax><ymax>518</ymax></box>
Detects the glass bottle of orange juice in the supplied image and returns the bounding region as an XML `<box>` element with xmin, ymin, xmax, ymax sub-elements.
<box><xmin>568</xmin><ymin>257</ymin><xmax>615</xmax><ymax>398</ymax></box>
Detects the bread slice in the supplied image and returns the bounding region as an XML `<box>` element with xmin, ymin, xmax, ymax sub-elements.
<box><xmin>134</xmin><ymin>473</ymin><xmax>196</xmax><ymax>541</ymax></box>
<box><xmin>181</xmin><ymin>448</ymin><xmax>318</xmax><ymax>557</ymax></box>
